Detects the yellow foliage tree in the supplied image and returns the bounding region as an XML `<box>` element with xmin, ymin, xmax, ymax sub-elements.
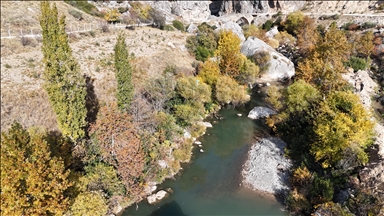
<box><xmin>1</xmin><ymin>123</ymin><xmax>71</xmax><ymax>215</ymax></box>
<box><xmin>69</xmin><ymin>191</ymin><xmax>108</xmax><ymax>216</ymax></box>
<box><xmin>215</xmin><ymin>30</ymin><xmax>242</xmax><ymax>77</ymax></box>
<box><xmin>311</xmin><ymin>91</ymin><xmax>374</xmax><ymax>168</ymax></box>
<box><xmin>197</xmin><ymin>59</ymin><xmax>221</xmax><ymax>86</ymax></box>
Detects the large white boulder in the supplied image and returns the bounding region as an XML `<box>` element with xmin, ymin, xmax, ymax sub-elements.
<box><xmin>215</xmin><ymin>21</ymin><xmax>246</xmax><ymax>43</ymax></box>
<box><xmin>241</xmin><ymin>37</ymin><xmax>295</xmax><ymax>82</ymax></box>
<box><xmin>242</xmin><ymin>137</ymin><xmax>292</xmax><ymax>194</ymax></box>
<box><xmin>147</xmin><ymin>190</ymin><xmax>169</xmax><ymax>204</ymax></box>
<box><xmin>248</xmin><ymin>106</ymin><xmax>277</xmax><ymax>120</ymax></box>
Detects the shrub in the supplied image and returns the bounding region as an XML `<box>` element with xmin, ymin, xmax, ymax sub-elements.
<box><xmin>361</xmin><ymin>22</ymin><xmax>376</xmax><ymax>29</ymax></box>
<box><xmin>162</xmin><ymin>24</ymin><xmax>175</xmax><ymax>31</ymax></box>
<box><xmin>176</xmin><ymin>76</ymin><xmax>212</xmax><ymax>103</ymax></box>
<box><xmin>262</xmin><ymin>19</ymin><xmax>274</xmax><ymax>31</ymax></box>
<box><xmin>274</xmin><ymin>31</ymin><xmax>295</xmax><ymax>46</ymax></box>
<box><xmin>149</xmin><ymin>8</ymin><xmax>166</xmax><ymax>29</ymax></box>
<box><xmin>215</xmin><ymin>75</ymin><xmax>249</xmax><ymax>105</ymax></box>
<box><xmin>251</xmin><ymin>50</ymin><xmax>271</xmax><ymax>73</ymax></box>
<box><xmin>282</xmin><ymin>11</ymin><xmax>304</xmax><ymax>35</ymax></box>
<box><xmin>104</xmin><ymin>9</ymin><xmax>120</xmax><ymax>23</ymax></box>
<box><xmin>100</xmin><ymin>21</ymin><xmax>109</xmax><ymax>33</ymax></box>
<box><xmin>242</xmin><ymin>24</ymin><xmax>268</xmax><ymax>42</ymax></box>
<box><xmin>309</xmin><ymin>173</ymin><xmax>334</xmax><ymax>205</ymax></box>
<box><xmin>172</xmin><ymin>20</ymin><xmax>185</xmax><ymax>31</ymax></box>
<box><xmin>69</xmin><ymin>9</ymin><xmax>82</xmax><ymax>20</ymax></box>
<box><xmin>20</xmin><ymin>36</ymin><xmax>32</xmax><ymax>46</ymax></box>
<box><xmin>186</xmin><ymin>23</ymin><xmax>217</xmax><ymax>61</ymax></box>
<box><xmin>344</xmin><ymin>56</ymin><xmax>368</xmax><ymax>71</ymax></box>
<box><xmin>118</xmin><ymin>6</ymin><xmax>128</xmax><ymax>14</ymax></box>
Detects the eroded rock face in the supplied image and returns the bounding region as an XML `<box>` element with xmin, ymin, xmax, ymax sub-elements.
<box><xmin>241</xmin><ymin>37</ymin><xmax>295</xmax><ymax>82</ymax></box>
<box><xmin>242</xmin><ymin>137</ymin><xmax>291</xmax><ymax>194</ymax></box>
<box><xmin>149</xmin><ymin>1</ymin><xmax>211</xmax><ymax>23</ymax></box>
<box><xmin>209</xmin><ymin>0</ymin><xmax>305</xmax><ymax>15</ymax></box>
<box><xmin>247</xmin><ymin>106</ymin><xmax>277</xmax><ymax>120</ymax></box>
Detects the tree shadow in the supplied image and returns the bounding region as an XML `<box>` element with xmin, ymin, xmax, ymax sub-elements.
<box><xmin>149</xmin><ymin>200</ymin><xmax>188</xmax><ymax>216</ymax></box>
<box><xmin>84</xmin><ymin>75</ymin><xmax>99</xmax><ymax>127</ymax></box>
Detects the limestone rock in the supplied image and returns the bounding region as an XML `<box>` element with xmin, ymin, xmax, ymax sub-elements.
<box><xmin>242</xmin><ymin>137</ymin><xmax>292</xmax><ymax>194</ymax></box>
<box><xmin>187</xmin><ymin>23</ymin><xmax>198</xmax><ymax>33</ymax></box>
<box><xmin>265</xmin><ymin>26</ymin><xmax>279</xmax><ymax>38</ymax></box>
<box><xmin>248</xmin><ymin>106</ymin><xmax>277</xmax><ymax>120</ymax></box>
<box><xmin>199</xmin><ymin>121</ymin><xmax>213</xmax><ymax>128</ymax></box>
<box><xmin>147</xmin><ymin>190</ymin><xmax>169</xmax><ymax>205</ymax></box>
<box><xmin>215</xmin><ymin>21</ymin><xmax>245</xmax><ymax>43</ymax></box>
<box><xmin>241</xmin><ymin>37</ymin><xmax>295</xmax><ymax>82</ymax></box>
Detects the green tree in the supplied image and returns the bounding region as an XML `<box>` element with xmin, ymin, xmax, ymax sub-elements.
<box><xmin>40</xmin><ymin>1</ymin><xmax>87</xmax><ymax>140</ymax></box>
<box><xmin>114</xmin><ymin>32</ymin><xmax>134</xmax><ymax>112</ymax></box>
<box><xmin>176</xmin><ymin>76</ymin><xmax>212</xmax><ymax>103</ymax></box>
<box><xmin>282</xmin><ymin>11</ymin><xmax>304</xmax><ymax>35</ymax></box>
<box><xmin>1</xmin><ymin>123</ymin><xmax>71</xmax><ymax>215</ymax></box>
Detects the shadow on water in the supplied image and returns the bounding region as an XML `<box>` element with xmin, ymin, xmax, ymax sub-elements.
<box><xmin>149</xmin><ymin>201</ymin><xmax>188</xmax><ymax>216</ymax></box>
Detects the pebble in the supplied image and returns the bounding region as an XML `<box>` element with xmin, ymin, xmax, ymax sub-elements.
<box><xmin>200</xmin><ymin>149</ymin><xmax>204</xmax><ymax>153</ymax></box>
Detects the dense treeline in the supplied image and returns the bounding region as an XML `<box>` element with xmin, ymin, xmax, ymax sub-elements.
<box><xmin>264</xmin><ymin>12</ymin><xmax>383</xmax><ymax>215</ymax></box>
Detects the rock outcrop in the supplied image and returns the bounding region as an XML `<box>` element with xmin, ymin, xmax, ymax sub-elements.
<box><xmin>242</xmin><ymin>137</ymin><xmax>291</xmax><ymax>194</ymax></box>
<box><xmin>214</xmin><ymin>21</ymin><xmax>246</xmax><ymax>42</ymax></box>
<box><xmin>209</xmin><ymin>0</ymin><xmax>305</xmax><ymax>15</ymax></box>
<box><xmin>247</xmin><ymin>106</ymin><xmax>277</xmax><ymax>120</ymax></box>
<box><xmin>241</xmin><ymin>37</ymin><xmax>295</xmax><ymax>82</ymax></box>
<box><xmin>148</xmin><ymin>1</ymin><xmax>211</xmax><ymax>23</ymax></box>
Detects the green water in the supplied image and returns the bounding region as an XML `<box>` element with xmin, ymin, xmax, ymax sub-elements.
<box><xmin>123</xmin><ymin>94</ymin><xmax>287</xmax><ymax>216</ymax></box>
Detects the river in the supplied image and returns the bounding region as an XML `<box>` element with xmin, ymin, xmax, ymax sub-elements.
<box><xmin>123</xmin><ymin>92</ymin><xmax>287</xmax><ymax>216</ymax></box>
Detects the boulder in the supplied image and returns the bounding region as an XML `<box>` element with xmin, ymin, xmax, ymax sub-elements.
<box><xmin>265</xmin><ymin>26</ymin><xmax>279</xmax><ymax>38</ymax></box>
<box><xmin>187</xmin><ymin>23</ymin><xmax>198</xmax><ymax>33</ymax></box>
<box><xmin>147</xmin><ymin>190</ymin><xmax>169</xmax><ymax>205</ymax></box>
<box><xmin>242</xmin><ymin>137</ymin><xmax>292</xmax><ymax>194</ymax></box>
<box><xmin>241</xmin><ymin>37</ymin><xmax>295</xmax><ymax>82</ymax></box>
<box><xmin>248</xmin><ymin>106</ymin><xmax>277</xmax><ymax>120</ymax></box>
<box><xmin>215</xmin><ymin>21</ymin><xmax>245</xmax><ymax>43</ymax></box>
<box><xmin>199</xmin><ymin>121</ymin><xmax>213</xmax><ymax>128</ymax></box>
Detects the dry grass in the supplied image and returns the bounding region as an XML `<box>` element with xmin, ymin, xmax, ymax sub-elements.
<box><xmin>1</xmin><ymin>85</ymin><xmax>58</xmax><ymax>132</ymax></box>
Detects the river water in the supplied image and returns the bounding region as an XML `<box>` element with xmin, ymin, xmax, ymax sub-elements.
<box><xmin>123</xmin><ymin>93</ymin><xmax>287</xmax><ymax>216</ymax></box>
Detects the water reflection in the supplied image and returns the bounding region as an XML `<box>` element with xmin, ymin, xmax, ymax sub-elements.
<box><xmin>150</xmin><ymin>201</ymin><xmax>187</xmax><ymax>216</ymax></box>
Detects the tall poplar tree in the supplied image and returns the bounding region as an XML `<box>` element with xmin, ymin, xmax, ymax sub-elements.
<box><xmin>40</xmin><ymin>2</ymin><xmax>87</xmax><ymax>140</ymax></box>
<box><xmin>114</xmin><ymin>32</ymin><xmax>134</xmax><ymax>112</ymax></box>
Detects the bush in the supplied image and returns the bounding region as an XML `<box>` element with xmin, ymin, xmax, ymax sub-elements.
<box><xmin>361</xmin><ymin>22</ymin><xmax>376</xmax><ymax>29</ymax></box>
<box><xmin>20</xmin><ymin>36</ymin><xmax>32</xmax><ymax>46</ymax></box>
<box><xmin>186</xmin><ymin>23</ymin><xmax>217</xmax><ymax>61</ymax></box>
<box><xmin>100</xmin><ymin>21</ymin><xmax>109</xmax><ymax>33</ymax></box>
<box><xmin>282</xmin><ymin>11</ymin><xmax>304</xmax><ymax>35</ymax></box>
<box><xmin>262</xmin><ymin>20</ymin><xmax>274</xmax><ymax>31</ymax></box>
<box><xmin>69</xmin><ymin>9</ymin><xmax>82</xmax><ymax>20</ymax></box>
<box><xmin>162</xmin><ymin>24</ymin><xmax>175</xmax><ymax>31</ymax></box>
<box><xmin>104</xmin><ymin>9</ymin><xmax>120</xmax><ymax>23</ymax></box>
<box><xmin>215</xmin><ymin>75</ymin><xmax>249</xmax><ymax>105</ymax></box>
<box><xmin>118</xmin><ymin>6</ymin><xmax>128</xmax><ymax>14</ymax></box>
<box><xmin>344</xmin><ymin>56</ymin><xmax>368</xmax><ymax>71</ymax></box>
<box><xmin>172</xmin><ymin>20</ymin><xmax>185</xmax><ymax>31</ymax></box>
<box><xmin>242</xmin><ymin>24</ymin><xmax>268</xmax><ymax>42</ymax></box>
<box><xmin>251</xmin><ymin>50</ymin><xmax>271</xmax><ymax>73</ymax></box>
<box><xmin>149</xmin><ymin>8</ymin><xmax>166</xmax><ymax>29</ymax></box>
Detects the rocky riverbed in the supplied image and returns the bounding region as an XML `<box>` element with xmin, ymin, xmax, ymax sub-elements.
<box><xmin>242</xmin><ymin>137</ymin><xmax>291</xmax><ymax>196</ymax></box>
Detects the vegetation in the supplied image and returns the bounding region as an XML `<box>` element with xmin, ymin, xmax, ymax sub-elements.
<box><xmin>114</xmin><ymin>33</ymin><xmax>134</xmax><ymax>112</ymax></box>
<box><xmin>172</xmin><ymin>20</ymin><xmax>185</xmax><ymax>31</ymax></box>
<box><xmin>1</xmin><ymin>123</ymin><xmax>71</xmax><ymax>215</ymax></box>
<box><xmin>186</xmin><ymin>23</ymin><xmax>218</xmax><ymax>61</ymax></box>
<box><xmin>40</xmin><ymin>1</ymin><xmax>87</xmax><ymax>141</ymax></box>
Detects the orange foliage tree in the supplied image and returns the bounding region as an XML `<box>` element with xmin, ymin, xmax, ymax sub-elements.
<box><xmin>89</xmin><ymin>104</ymin><xmax>145</xmax><ymax>198</ymax></box>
